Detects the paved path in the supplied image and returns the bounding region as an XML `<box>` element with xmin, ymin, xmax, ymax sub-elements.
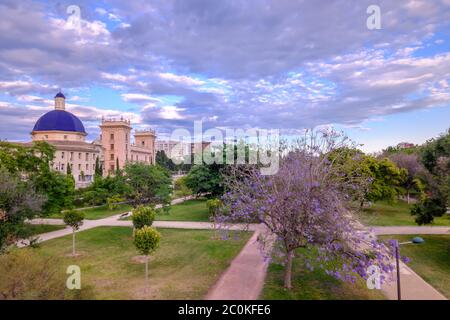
<box><xmin>369</xmin><ymin>226</ymin><xmax>448</xmax><ymax>300</ymax></box>
<box><xmin>205</xmin><ymin>226</ymin><xmax>274</xmax><ymax>300</ymax></box>
<box><xmin>373</xmin><ymin>226</ymin><xmax>450</xmax><ymax>235</ymax></box>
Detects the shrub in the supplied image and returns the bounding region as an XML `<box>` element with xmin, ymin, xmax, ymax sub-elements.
<box><xmin>106</xmin><ymin>195</ymin><xmax>124</xmax><ymax>210</ymax></box>
<box><xmin>206</xmin><ymin>199</ymin><xmax>223</xmax><ymax>219</ymax></box>
<box><xmin>63</xmin><ymin>210</ymin><xmax>85</xmax><ymax>230</ymax></box>
<box><xmin>131</xmin><ymin>206</ymin><xmax>156</xmax><ymax>229</ymax></box>
<box><xmin>411</xmin><ymin>196</ymin><xmax>447</xmax><ymax>225</ymax></box>
<box><xmin>133</xmin><ymin>226</ymin><xmax>161</xmax><ymax>256</ymax></box>
<box><xmin>0</xmin><ymin>249</ymin><xmax>95</xmax><ymax>299</ymax></box>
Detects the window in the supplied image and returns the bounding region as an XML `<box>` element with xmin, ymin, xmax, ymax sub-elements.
<box><xmin>85</xmin><ymin>153</ymin><xmax>89</xmax><ymax>161</ymax></box>
<box><xmin>61</xmin><ymin>152</ymin><xmax>65</xmax><ymax>159</ymax></box>
<box><xmin>45</xmin><ymin>135</ymin><xmax>48</xmax><ymax>139</ymax></box>
<box><xmin>64</xmin><ymin>135</ymin><xmax>67</xmax><ymax>140</ymax></box>
<box><xmin>93</xmin><ymin>164</ymin><xmax>95</xmax><ymax>170</ymax></box>
<box><xmin>78</xmin><ymin>164</ymin><xmax>81</xmax><ymax>170</ymax></box>
<box><xmin>131</xmin><ymin>155</ymin><xmax>134</xmax><ymax>161</ymax></box>
<box><xmin>125</xmin><ymin>133</ymin><xmax>128</xmax><ymax>140</ymax></box>
<box><xmin>78</xmin><ymin>153</ymin><xmax>82</xmax><ymax>160</ymax></box>
<box><xmin>70</xmin><ymin>152</ymin><xmax>73</xmax><ymax>161</ymax></box>
<box><xmin>86</xmin><ymin>164</ymin><xmax>89</xmax><ymax>171</ymax></box>
<box><xmin>110</xmin><ymin>154</ymin><xmax>114</xmax><ymax>160</ymax></box>
<box><xmin>110</xmin><ymin>133</ymin><xmax>114</xmax><ymax>140</ymax></box>
<box><xmin>141</xmin><ymin>141</ymin><xmax>145</xmax><ymax>146</ymax></box>
<box><xmin>110</xmin><ymin>164</ymin><xmax>115</xmax><ymax>171</ymax></box>
<box><xmin>136</xmin><ymin>155</ymin><xmax>139</xmax><ymax>161</ymax></box>
<box><xmin>110</xmin><ymin>144</ymin><xmax>114</xmax><ymax>150</ymax></box>
<box><xmin>61</xmin><ymin>163</ymin><xmax>65</xmax><ymax>171</ymax></box>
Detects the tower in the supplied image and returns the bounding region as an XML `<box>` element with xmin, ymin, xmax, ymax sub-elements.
<box><xmin>100</xmin><ymin>118</ymin><xmax>131</xmax><ymax>173</ymax></box>
<box><xmin>54</xmin><ymin>91</ymin><xmax>66</xmax><ymax>110</ymax></box>
<box><xmin>134</xmin><ymin>130</ymin><xmax>156</xmax><ymax>164</ymax></box>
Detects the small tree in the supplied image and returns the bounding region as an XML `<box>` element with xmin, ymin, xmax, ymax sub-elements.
<box><xmin>411</xmin><ymin>196</ymin><xmax>447</xmax><ymax>225</ymax></box>
<box><xmin>133</xmin><ymin>226</ymin><xmax>161</xmax><ymax>282</ymax></box>
<box><xmin>131</xmin><ymin>206</ymin><xmax>156</xmax><ymax>229</ymax></box>
<box><xmin>206</xmin><ymin>199</ymin><xmax>223</xmax><ymax>239</ymax></box>
<box><xmin>106</xmin><ymin>195</ymin><xmax>124</xmax><ymax>210</ymax></box>
<box><xmin>63</xmin><ymin>210</ymin><xmax>85</xmax><ymax>256</ymax></box>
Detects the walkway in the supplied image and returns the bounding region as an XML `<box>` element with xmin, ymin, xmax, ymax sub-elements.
<box><xmin>371</xmin><ymin>226</ymin><xmax>448</xmax><ymax>300</ymax></box>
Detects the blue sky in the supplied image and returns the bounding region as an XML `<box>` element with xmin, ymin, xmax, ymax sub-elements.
<box><xmin>0</xmin><ymin>0</ymin><xmax>449</xmax><ymax>152</ymax></box>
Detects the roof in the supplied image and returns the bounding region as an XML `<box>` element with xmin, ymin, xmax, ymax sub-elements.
<box><xmin>55</xmin><ymin>92</ymin><xmax>66</xmax><ymax>99</ymax></box>
<box><xmin>32</xmin><ymin>110</ymin><xmax>86</xmax><ymax>134</ymax></box>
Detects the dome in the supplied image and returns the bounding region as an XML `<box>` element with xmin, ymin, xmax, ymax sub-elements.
<box><xmin>55</xmin><ymin>92</ymin><xmax>66</xmax><ymax>99</ymax></box>
<box><xmin>32</xmin><ymin>110</ymin><xmax>86</xmax><ymax>134</ymax></box>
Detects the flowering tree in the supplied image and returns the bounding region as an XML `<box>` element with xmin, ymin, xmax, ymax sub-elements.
<box><xmin>222</xmin><ymin>130</ymin><xmax>395</xmax><ymax>289</ymax></box>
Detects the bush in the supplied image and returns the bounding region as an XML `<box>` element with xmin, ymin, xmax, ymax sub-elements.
<box><xmin>206</xmin><ymin>199</ymin><xmax>223</xmax><ymax>219</ymax></box>
<box><xmin>0</xmin><ymin>249</ymin><xmax>95</xmax><ymax>299</ymax></box>
<box><xmin>63</xmin><ymin>210</ymin><xmax>85</xmax><ymax>230</ymax></box>
<box><xmin>131</xmin><ymin>206</ymin><xmax>156</xmax><ymax>229</ymax></box>
<box><xmin>411</xmin><ymin>197</ymin><xmax>447</xmax><ymax>225</ymax></box>
<box><xmin>107</xmin><ymin>195</ymin><xmax>124</xmax><ymax>210</ymax></box>
<box><xmin>133</xmin><ymin>226</ymin><xmax>161</xmax><ymax>256</ymax></box>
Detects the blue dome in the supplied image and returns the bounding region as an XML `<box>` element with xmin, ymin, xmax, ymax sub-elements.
<box><xmin>33</xmin><ymin>110</ymin><xmax>86</xmax><ymax>134</ymax></box>
<box><xmin>55</xmin><ymin>92</ymin><xmax>66</xmax><ymax>99</ymax></box>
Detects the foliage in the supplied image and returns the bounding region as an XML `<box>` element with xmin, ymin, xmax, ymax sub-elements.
<box><xmin>185</xmin><ymin>164</ymin><xmax>223</xmax><ymax>197</ymax></box>
<box><xmin>63</xmin><ymin>210</ymin><xmax>84</xmax><ymax>230</ymax></box>
<box><xmin>107</xmin><ymin>195</ymin><xmax>124</xmax><ymax>210</ymax></box>
<box><xmin>173</xmin><ymin>176</ymin><xmax>192</xmax><ymax>199</ymax></box>
<box><xmin>388</xmin><ymin>152</ymin><xmax>427</xmax><ymax>202</ymax></box>
<box><xmin>125</xmin><ymin>163</ymin><xmax>172</xmax><ymax>207</ymax></box>
<box><xmin>0</xmin><ymin>168</ymin><xmax>46</xmax><ymax>253</ymax></box>
<box><xmin>131</xmin><ymin>205</ymin><xmax>156</xmax><ymax>229</ymax></box>
<box><xmin>0</xmin><ymin>249</ymin><xmax>95</xmax><ymax>299</ymax></box>
<box><xmin>133</xmin><ymin>226</ymin><xmax>161</xmax><ymax>256</ymax></box>
<box><xmin>206</xmin><ymin>199</ymin><xmax>223</xmax><ymax>218</ymax></box>
<box><xmin>0</xmin><ymin>141</ymin><xmax>75</xmax><ymax>214</ymax></box>
<box><xmin>222</xmin><ymin>130</ymin><xmax>395</xmax><ymax>289</ymax></box>
<box><xmin>411</xmin><ymin>197</ymin><xmax>447</xmax><ymax>225</ymax></box>
<box><xmin>156</xmin><ymin>150</ymin><xmax>177</xmax><ymax>171</ymax></box>
<box><xmin>81</xmin><ymin>174</ymin><xmax>130</xmax><ymax>206</ymax></box>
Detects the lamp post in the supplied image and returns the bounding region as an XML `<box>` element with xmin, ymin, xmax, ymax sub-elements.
<box><xmin>393</xmin><ymin>236</ymin><xmax>424</xmax><ymax>300</ymax></box>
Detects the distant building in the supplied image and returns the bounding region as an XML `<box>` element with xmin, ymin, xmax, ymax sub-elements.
<box><xmin>156</xmin><ymin>140</ymin><xmax>190</xmax><ymax>161</ymax></box>
<box><xmin>397</xmin><ymin>142</ymin><xmax>415</xmax><ymax>149</ymax></box>
<box><xmin>24</xmin><ymin>92</ymin><xmax>156</xmax><ymax>188</ymax></box>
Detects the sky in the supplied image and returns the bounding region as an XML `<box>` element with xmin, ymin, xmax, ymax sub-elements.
<box><xmin>0</xmin><ymin>0</ymin><xmax>449</xmax><ymax>152</ymax></box>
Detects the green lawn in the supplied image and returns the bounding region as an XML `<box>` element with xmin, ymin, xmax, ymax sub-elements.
<box><xmin>156</xmin><ymin>199</ymin><xmax>209</xmax><ymax>221</ymax></box>
<box><xmin>24</xmin><ymin>224</ymin><xmax>66</xmax><ymax>236</ymax></box>
<box><xmin>261</xmin><ymin>247</ymin><xmax>385</xmax><ymax>300</ymax></box>
<box><xmin>33</xmin><ymin>226</ymin><xmax>251</xmax><ymax>299</ymax></box>
<box><xmin>379</xmin><ymin>234</ymin><xmax>450</xmax><ymax>299</ymax></box>
<box><xmin>359</xmin><ymin>200</ymin><xmax>450</xmax><ymax>226</ymax></box>
<box><xmin>50</xmin><ymin>203</ymin><xmax>132</xmax><ymax>220</ymax></box>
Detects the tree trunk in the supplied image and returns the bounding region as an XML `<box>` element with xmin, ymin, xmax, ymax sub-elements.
<box><xmin>72</xmin><ymin>229</ymin><xmax>76</xmax><ymax>256</ymax></box>
<box><xmin>145</xmin><ymin>256</ymin><xmax>149</xmax><ymax>282</ymax></box>
<box><xmin>407</xmin><ymin>191</ymin><xmax>410</xmax><ymax>204</ymax></box>
<box><xmin>284</xmin><ymin>250</ymin><xmax>294</xmax><ymax>289</ymax></box>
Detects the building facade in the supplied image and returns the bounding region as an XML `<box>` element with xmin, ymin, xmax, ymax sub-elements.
<box><xmin>28</xmin><ymin>92</ymin><xmax>156</xmax><ymax>188</ymax></box>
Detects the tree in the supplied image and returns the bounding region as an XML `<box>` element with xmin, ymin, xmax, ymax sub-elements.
<box><xmin>106</xmin><ymin>195</ymin><xmax>124</xmax><ymax>210</ymax></box>
<box><xmin>63</xmin><ymin>210</ymin><xmax>85</xmax><ymax>256</ymax></box>
<box><xmin>125</xmin><ymin>163</ymin><xmax>171</xmax><ymax>207</ymax></box>
<box><xmin>0</xmin><ymin>168</ymin><xmax>46</xmax><ymax>253</ymax></box>
<box><xmin>156</xmin><ymin>150</ymin><xmax>176</xmax><ymax>171</ymax></box>
<box><xmin>131</xmin><ymin>206</ymin><xmax>156</xmax><ymax>229</ymax></box>
<box><xmin>222</xmin><ymin>130</ymin><xmax>395</xmax><ymax>289</ymax></box>
<box><xmin>173</xmin><ymin>176</ymin><xmax>192</xmax><ymax>199</ymax></box>
<box><xmin>94</xmin><ymin>157</ymin><xmax>102</xmax><ymax>177</ymax></box>
<box><xmin>411</xmin><ymin>197</ymin><xmax>447</xmax><ymax>225</ymax></box>
<box><xmin>388</xmin><ymin>153</ymin><xmax>427</xmax><ymax>203</ymax></box>
<box><xmin>185</xmin><ymin>165</ymin><xmax>223</xmax><ymax>197</ymax></box>
<box><xmin>133</xmin><ymin>226</ymin><xmax>161</xmax><ymax>283</ymax></box>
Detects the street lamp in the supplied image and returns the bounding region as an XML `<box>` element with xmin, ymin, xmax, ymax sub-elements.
<box><xmin>393</xmin><ymin>236</ymin><xmax>424</xmax><ymax>300</ymax></box>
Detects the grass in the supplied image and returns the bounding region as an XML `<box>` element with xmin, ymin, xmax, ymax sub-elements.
<box><xmin>121</xmin><ymin>199</ymin><xmax>210</xmax><ymax>222</ymax></box>
<box><xmin>33</xmin><ymin>226</ymin><xmax>251</xmax><ymax>299</ymax></box>
<box><xmin>24</xmin><ymin>224</ymin><xmax>66</xmax><ymax>236</ymax></box>
<box><xmin>378</xmin><ymin>234</ymin><xmax>450</xmax><ymax>299</ymax></box>
<box><xmin>49</xmin><ymin>203</ymin><xmax>132</xmax><ymax>220</ymax></box>
<box><xmin>156</xmin><ymin>199</ymin><xmax>209</xmax><ymax>221</ymax></box>
<box><xmin>261</xmin><ymin>247</ymin><xmax>385</xmax><ymax>300</ymax></box>
<box><xmin>359</xmin><ymin>200</ymin><xmax>450</xmax><ymax>226</ymax></box>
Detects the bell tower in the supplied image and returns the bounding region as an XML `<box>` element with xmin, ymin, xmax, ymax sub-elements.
<box><xmin>100</xmin><ymin>118</ymin><xmax>131</xmax><ymax>174</ymax></box>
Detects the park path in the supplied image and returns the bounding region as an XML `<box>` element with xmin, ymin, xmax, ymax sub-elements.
<box><xmin>371</xmin><ymin>226</ymin><xmax>448</xmax><ymax>300</ymax></box>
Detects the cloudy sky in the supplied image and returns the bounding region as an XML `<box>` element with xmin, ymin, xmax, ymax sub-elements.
<box><xmin>0</xmin><ymin>0</ymin><xmax>449</xmax><ymax>152</ymax></box>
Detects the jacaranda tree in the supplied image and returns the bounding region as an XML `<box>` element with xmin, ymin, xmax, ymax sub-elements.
<box><xmin>222</xmin><ymin>130</ymin><xmax>395</xmax><ymax>289</ymax></box>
